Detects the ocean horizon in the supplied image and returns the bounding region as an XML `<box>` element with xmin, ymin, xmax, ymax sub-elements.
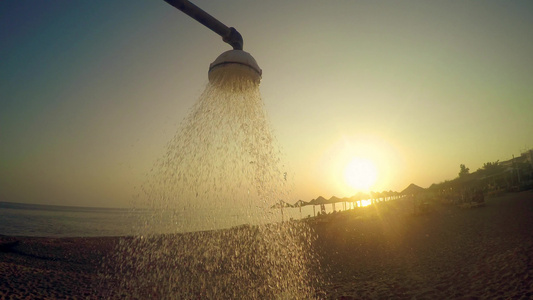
<box><xmin>0</xmin><ymin>201</ymin><xmax>140</xmax><ymax>237</ymax></box>
<box><xmin>0</xmin><ymin>201</ymin><xmax>324</xmax><ymax>238</ymax></box>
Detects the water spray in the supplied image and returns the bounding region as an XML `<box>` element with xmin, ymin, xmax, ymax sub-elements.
<box><xmin>164</xmin><ymin>0</ymin><xmax>262</xmax><ymax>83</ymax></box>
<box><xmin>105</xmin><ymin>3</ymin><xmax>315</xmax><ymax>298</ymax></box>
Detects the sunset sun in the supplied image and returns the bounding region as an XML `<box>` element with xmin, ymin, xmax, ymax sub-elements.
<box><xmin>344</xmin><ymin>157</ymin><xmax>378</xmax><ymax>192</ymax></box>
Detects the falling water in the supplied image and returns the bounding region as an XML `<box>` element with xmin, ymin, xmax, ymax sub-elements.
<box><xmin>101</xmin><ymin>65</ymin><xmax>318</xmax><ymax>298</ymax></box>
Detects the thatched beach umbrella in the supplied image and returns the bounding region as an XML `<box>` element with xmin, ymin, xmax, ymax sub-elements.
<box><xmin>270</xmin><ymin>200</ymin><xmax>293</xmax><ymax>209</ymax></box>
<box><xmin>328</xmin><ymin>196</ymin><xmax>343</xmax><ymax>211</ymax></box>
<box><xmin>293</xmin><ymin>200</ymin><xmax>307</xmax><ymax>214</ymax></box>
<box><xmin>308</xmin><ymin>196</ymin><xmax>329</xmax><ymax>206</ymax></box>
<box><xmin>400</xmin><ymin>183</ymin><xmax>425</xmax><ymax>196</ymax></box>
<box><xmin>351</xmin><ymin>191</ymin><xmax>370</xmax><ymax>207</ymax></box>
<box><xmin>401</xmin><ymin>183</ymin><xmax>426</xmax><ymax>213</ymax></box>
<box><xmin>308</xmin><ymin>196</ymin><xmax>329</xmax><ymax>216</ymax></box>
<box><xmin>341</xmin><ymin>197</ymin><xmax>351</xmax><ymax>210</ymax></box>
<box><xmin>270</xmin><ymin>200</ymin><xmax>293</xmax><ymax>222</ymax></box>
<box><xmin>293</xmin><ymin>200</ymin><xmax>307</xmax><ymax>207</ymax></box>
<box><xmin>307</xmin><ymin>198</ymin><xmax>317</xmax><ymax>216</ymax></box>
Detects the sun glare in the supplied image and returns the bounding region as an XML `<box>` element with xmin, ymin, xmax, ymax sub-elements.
<box><xmin>344</xmin><ymin>157</ymin><xmax>378</xmax><ymax>192</ymax></box>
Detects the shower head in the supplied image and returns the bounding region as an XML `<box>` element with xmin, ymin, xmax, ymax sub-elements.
<box><xmin>163</xmin><ymin>1</ymin><xmax>261</xmax><ymax>83</ymax></box>
<box><xmin>208</xmin><ymin>50</ymin><xmax>262</xmax><ymax>84</ymax></box>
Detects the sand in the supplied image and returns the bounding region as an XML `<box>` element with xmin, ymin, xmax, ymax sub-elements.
<box><xmin>312</xmin><ymin>190</ymin><xmax>533</xmax><ymax>299</ymax></box>
<box><xmin>1</xmin><ymin>190</ymin><xmax>532</xmax><ymax>299</ymax></box>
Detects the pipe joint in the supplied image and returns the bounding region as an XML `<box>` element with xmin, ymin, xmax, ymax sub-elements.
<box><xmin>223</xmin><ymin>27</ymin><xmax>243</xmax><ymax>50</ymax></box>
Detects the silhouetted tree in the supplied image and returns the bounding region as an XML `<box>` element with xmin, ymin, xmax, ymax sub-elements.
<box><xmin>478</xmin><ymin>160</ymin><xmax>504</xmax><ymax>176</ymax></box>
<box><xmin>459</xmin><ymin>164</ymin><xmax>470</xmax><ymax>178</ymax></box>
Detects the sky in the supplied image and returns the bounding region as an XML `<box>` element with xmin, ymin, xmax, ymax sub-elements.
<box><xmin>2</xmin><ymin>0</ymin><xmax>532</xmax><ymax>208</ymax></box>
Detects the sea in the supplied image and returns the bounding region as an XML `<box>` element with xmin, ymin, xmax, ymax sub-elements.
<box><xmin>0</xmin><ymin>202</ymin><xmax>142</xmax><ymax>237</ymax></box>
<box><xmin>0</xmin><ymin>201</ymin><xmax>326</xmax><ymax>238</ymax></box>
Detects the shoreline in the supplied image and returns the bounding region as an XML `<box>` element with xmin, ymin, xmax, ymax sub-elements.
<box><xmin>1</xmin><ymin>191</ymin><xmax>532</xmax><ymax>298</ymax></box>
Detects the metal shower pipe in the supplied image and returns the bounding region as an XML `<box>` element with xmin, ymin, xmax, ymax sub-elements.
<box><xmin>164</xmin><ymin>0</ymin><xmax>244</xmax><ymax>50</ymax></box>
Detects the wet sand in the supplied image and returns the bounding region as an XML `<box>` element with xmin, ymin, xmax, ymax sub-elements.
<box><xmin>1</xmin><ymin>190</ymin><xmax>532</xmax><ymax>299</ymax></box>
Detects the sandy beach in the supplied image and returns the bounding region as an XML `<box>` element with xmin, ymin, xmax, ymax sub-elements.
<box><xmin>312</xmin><ymin>190</ymin><xmax>533</xmax><ymax>299</ymax></box>
<box><xmin>1</xmin><ymin>190</ymin><xmax>532</xmax><ymax>299</ymax></box>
